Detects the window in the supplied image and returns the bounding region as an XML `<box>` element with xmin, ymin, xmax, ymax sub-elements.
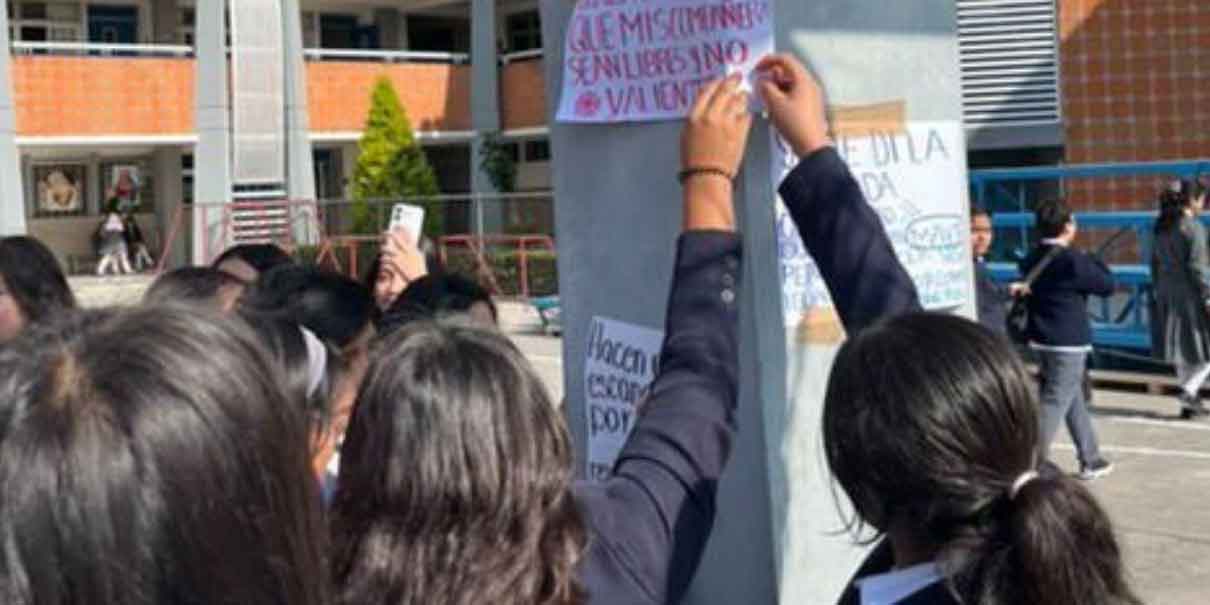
<box><xmin>406</xmin><ymin>16</ymin><xmax>470</xmax><ymax>53</ymax></box>
<box><xmin>524</xmin><ymin>139</ymin><xmax>550</xmax><ymax>162</ymax></box>
<box><xmin>319</xmin><ymin>14</ymin><xmax>358</xmax><ymax>49</ymax></box>
<box><xmin>506</xmin><ymin>10</ymin><xmax>542</xmax><ymax>52</ymax></box>
<box><xmin>31</xmin><ymin>163</ymin><xmax>88</xmax><ymax>218</ymax></box>
<box><xmin>8</xmin><ymin>1</ymin><xmax>82</xmax><ymax>43</ymax></box>
<box><xmin>179</xmin><ymin>7</ymin><xmax>195</xmax><ymax>45</ymax></box>
<box><xmin>182</xmin><ymin>154</ymin><xmax>194</xmax><ymax>205</ymax></box>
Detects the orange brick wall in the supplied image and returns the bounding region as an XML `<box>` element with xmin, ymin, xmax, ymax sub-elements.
<box><xmin>11</xmin><ymin>56</ymin><xmax>194</xmax><ymax>135</ymax></box>
<box><xmin>500</xmin><ymin>58</ymin><xmax>547</xmax><ymax>130</ymax></box>
<box><xmin>306</xmin><ymin>62</ymin><xmax>471</xmax><ymax>132</ymax></box>
<box><xmin>10</xmin><ymin>57</ymin><xmax>473</xmax><ymax>136</ymax></box>
<box><xmin>1060</xmin><ymin>0</ymin><xmax>1210</xmax><ymax>210</ymax></box>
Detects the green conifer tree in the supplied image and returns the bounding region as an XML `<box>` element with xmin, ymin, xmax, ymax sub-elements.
<box><xmin>350</xmin><ymin>77</ymin><xmax>441</xmax><ymax>235</ymax></box>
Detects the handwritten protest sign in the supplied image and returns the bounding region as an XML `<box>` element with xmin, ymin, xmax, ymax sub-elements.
<box><xmin>584</xmin><ymin>316</ymin><xmax>664</xmax><ymax>481</ymax></box>
<box><xmin>773</xmin><ymin>121</ymin><xmax>971</xmax><ymax>323</ymax></box>
<box><xmin>556</xmin><ymin>0</ymin><xmax>773</xmax><ymax>123</ymax></box>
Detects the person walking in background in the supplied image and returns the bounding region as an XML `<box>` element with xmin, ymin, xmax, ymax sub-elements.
<box><xmin>1151</xmin><ymin>178</ymin><xmax>1210</xmax><ymax>419</ymax></box>
<box><xmin>1022</xmin><ymin>200</ymin><xmax>1115</xmax><ymax>480</ymax></box>
<box><xmin>95</xmin><ymin>202</ymin><xmax>133</xmax><ymax>276</ymax></box>
<box><xmin>971</xmin><ymin>207</ymin><xmax>1026</xmax><ymax>335</ymax></box>
<box><xmin>122</xmin><ymin>211</ymin><xmax>154</xmax><ymax>271</ymax></box>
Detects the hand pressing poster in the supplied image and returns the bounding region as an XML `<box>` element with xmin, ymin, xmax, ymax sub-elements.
<box><xmin>557</xmin><ymin>0</ymin><xmax>773</xmax><ymax>123</ymax></box>
<box><xmin>584</xmin><ymin>316</ymin><xmax>664</xmax><ymax>481</ymax></box>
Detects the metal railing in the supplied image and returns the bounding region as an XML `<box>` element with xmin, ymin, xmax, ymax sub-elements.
<box><xmin>302</xmin><ymin>48</ymin><xmax>469</xmax><ymax>64</ymax></box>
<box><xmin>156</xmin><ymin>193</ymin><xmax>556</xmax><ymax>295</ymax></box>
<box><xmin>8</xmin><ymin>41</ymin><xmax>475</xmax><ymax>63</ymax></box>
<box><xmin>10</xmin><ymin>41</ymin><xmax>194</xmax><ymax>57</ymax></box>
<box><xmin>500</xmin><ymin>48</ymin><xmax>543</xmax><ymax>64</ymax></box>
<box><xmin>971</xmin><ymin>160</ymin><xmax>1210</xmax><ymax>355</ymax></box>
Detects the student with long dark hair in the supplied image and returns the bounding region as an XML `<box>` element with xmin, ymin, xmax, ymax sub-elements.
<box><xmin>241</xmin><ymin>265</ymin><xmax>379</xmax><ymax>491</ymax></box>
<box><xmin>1151</xmin><ymin>178</ymin><xmax>1210</xmax><ymax>418</ymax></box>
<box><xmin>831</xmin><ymin>314</ymin><xmax>1141</xmax><ymax>605</ymax></box>
<box><xmin>0</xmin><ymin>307</ymin><xmax>327</xmax><ymax>605</ymax></box>
<box><xmin>331</xmin><ymin>56</ymin><xmax>921</xmax><ymax>605</ymax></box>
<box><xmin>212</xmin><ymin>242</ymin><xmax>294</xmax><ymax>283</ymax></box>
<box><xmin>242</xmin><ymin>313</ymin><xmax>344</xmax><ymax>482</ymax></box>
<box><xmin>0</xmin><ymin>235</ymin><xmax>76</xmax><ymax>343</ymax></box>
<box><xmin>378</xmin><ymin>272</ymin><xmax>498</xmax><ymax>335</ymax></box>
<box><xmin>143</xmin><ymin>266</ymin><xmax>246</xmax><ymax>311</ymax></box>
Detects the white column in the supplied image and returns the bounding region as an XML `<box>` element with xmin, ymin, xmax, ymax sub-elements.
<box><xmin>470</xmin><ymin>0</ymin><xmax>502</xmax><ymax>232</ymax></box>
<box><xmin>192</xmin><ymin>0</ymin><xmax>232</xmax><ymax>263</ymax></box>
<box><xmin>0</xmin><ymin>1</ymin><xmax>26</xmax><ymax>236</ymax></box>
<box><xmin>281</xmin><ymin>0</ymin><xmax>318</xmax><ymax>245</ymax></box>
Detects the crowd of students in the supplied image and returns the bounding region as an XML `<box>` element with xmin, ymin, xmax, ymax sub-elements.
<box><xmin>0</xmin><ymin>55</ymin><xmax>1144</xmax><ymax>605</ymax></box>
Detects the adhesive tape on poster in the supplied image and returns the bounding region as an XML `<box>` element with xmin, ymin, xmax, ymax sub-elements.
<box><xmin>796</xmin><ymin>307</ymin><xmax>846</xmax><ymax>345</ymax></box>
<box><xmin>829</xmin><ymin>100</ymin><xmax>907</xmax><ymax>138</ymax></box>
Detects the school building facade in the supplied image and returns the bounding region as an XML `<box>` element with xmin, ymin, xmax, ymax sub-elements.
<box><xmin>0</xmin><ymin>0</ymin><xmax>1206</xmax><ymax>269</ymax></box>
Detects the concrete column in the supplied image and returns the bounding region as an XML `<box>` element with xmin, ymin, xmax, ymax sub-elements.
<box><xmin>192</xmin><ymin>0</ymin><xmax>232</xmax><ymax>263</ymax></box>
<box><xmin>152</xmin><ymin>0</ymin><xmax>179</xmax><ymax>44</ymax></box>
<box><xmin>470</xmin><ymin>0</ymin><xmax>502</xmax><ymax>232</ymax></box>
<box><xmin>281</xmin><ymin>0</ymin><xmax>318</xmax><ymax>245</ymax></box>
<box><xmin>539</xmin><ymin>1</ymin><xmax>972</xmax><ymax>603</ymax></box>
<box><xmin>0</xmin><ymin>1</ymin><xmax>26</xmax><ymax>236</ymax></box>
<box><xmin>153</xmin><ymin>147</ymin><xmax>187</xmax><ymax>268</ymax></box>
<box><xmin>373</xmin><ymin>8</ymin><xmax>404</xmax><ymax>51</ymax></box>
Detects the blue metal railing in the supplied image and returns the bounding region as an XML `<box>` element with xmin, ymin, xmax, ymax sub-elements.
<box><xmin>970</xmin><ymin>160</ymin><xmax>1210</xmax><ymax>354</ymax></box>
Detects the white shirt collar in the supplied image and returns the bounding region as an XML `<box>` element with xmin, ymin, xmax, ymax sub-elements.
<box><xmin>1040</xmin><ymin>238</ymin><xmax>1068</xmax><ymax>247</ymax></box>
<box><xmin>855</xmin><ymin>561</ymin><xmax>944</xmax><ymax>605</ymax></box>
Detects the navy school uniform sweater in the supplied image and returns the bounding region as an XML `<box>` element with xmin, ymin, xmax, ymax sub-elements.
<box><xmin>572</xmin><ymin>146</ymin><xmax>921</xmax><ymax>604</ymax></box>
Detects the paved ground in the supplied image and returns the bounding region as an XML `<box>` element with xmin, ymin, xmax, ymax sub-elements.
<box><xmin>74</xmin><ymin>275</ymin><xmax>1204</xmax><ymax>602</ymax></box>
<box><xmin>1052</xmin><ymin>389</ymin><xmax>1210</xmax><ymax>605</ymax></box>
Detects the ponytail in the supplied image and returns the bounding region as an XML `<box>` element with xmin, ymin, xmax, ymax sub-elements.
<box><xmin>953</xmin><ymin>471</ymin><xmax>1142</xmax><ymax>605</ymax></box>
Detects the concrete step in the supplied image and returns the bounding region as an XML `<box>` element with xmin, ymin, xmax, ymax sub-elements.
<box><xmin>69</xmin><ymin>274</ymin><xmax>154</xmax><ymax>308</ymax></box>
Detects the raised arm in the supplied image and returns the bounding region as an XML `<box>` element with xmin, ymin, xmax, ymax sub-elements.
<box><xmin>756</xmin><ymin>54</ymin><xmax>922</xmax><ymax>332</ymax></box>
<box><xmin>573</xmin><ymin>75</ymin><xmax>751</xmax><ymax>604</ymax></box>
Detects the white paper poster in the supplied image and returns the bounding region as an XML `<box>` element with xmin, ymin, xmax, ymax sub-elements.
<box><xmin>584</xmin><ymin>316</ymin><xmax>665</xmax><ymax>481</ymax></box>
<box><xmin>557</xmin><ymin>0</ymin><xmax>773</xmax><ymax>123</ymax></box>
<box><xmin>772</xmin><ymin>121</ymin><xmax>971</xmax><ymax>322</ymax></box>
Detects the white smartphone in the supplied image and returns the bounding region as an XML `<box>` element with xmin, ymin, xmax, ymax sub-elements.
<box><xmin>388</xmin><ymin>203</ymin><xmax>425</xmax><ymax>246</ymax></box>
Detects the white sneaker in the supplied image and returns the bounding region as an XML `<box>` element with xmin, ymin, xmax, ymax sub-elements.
<box><xmin>1078</xmin><ymin>460</ymin><xmax>1114</xmax><ymax>481</ymax></box>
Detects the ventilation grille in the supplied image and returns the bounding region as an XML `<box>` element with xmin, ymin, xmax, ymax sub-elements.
<box><xmin>958</xmin><ymin>0</ymin><xmax>1061</xmax><ymax>128</ymax></box>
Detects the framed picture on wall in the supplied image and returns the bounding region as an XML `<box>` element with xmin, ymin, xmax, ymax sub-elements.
<box><xmin>33</xmin><ymin>163</ymin><xmax>86</xmax><ymax>217</ymax></box>
<box><xmin>102</xmin><ymin>161</ymin><xmax>156</xmax><ymax>213</ymax></box>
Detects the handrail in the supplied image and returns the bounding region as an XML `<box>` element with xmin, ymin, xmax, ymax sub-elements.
<box><xmin>500</xmin><ymin>48</ymin><xmax>544</xmax><ymax>64</ymax></box>
<box><xmin>970</xmin><ymin>158</ymin><xmax>1210</xmax><ymax>183</ymax></box>
<box><xmin>11</xmin><ymin>41</ymin><xmax>194</xmax><ymax>57</ymax></box>
<box><xmin>302</xmin><ymin>48</ymin><xmax>468</xmax><ymax>64</ymax></box>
